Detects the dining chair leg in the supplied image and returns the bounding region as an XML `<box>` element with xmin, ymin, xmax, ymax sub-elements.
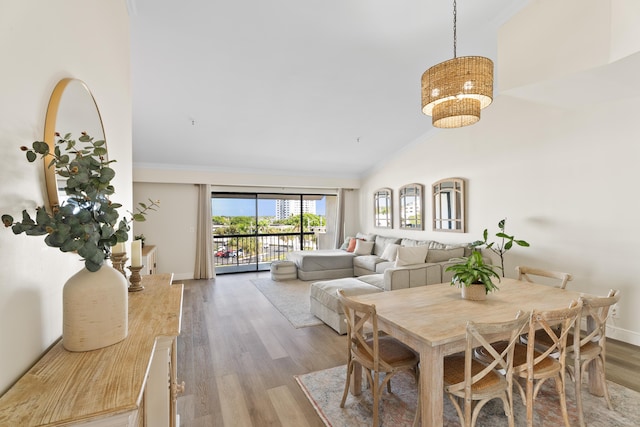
<box><xmin>526</xmin><ymin>376</ymin><xmax>534</xmax><ymax>427</ymax></box>
<box><xmin>372</xmin><ymin>371</ymin><xmax>380</xmax><ymax>427</ymax></box>
<box><xmin>554</xmin><ymin>374</ymin><xmax>571</xmax><ymax>427</ymax></box>
<box><xmin>595</xmin><ymin>357</ymin><xmax>614</xmax><ymax>410</ymax></box>
<box><xmin>340</xmin><ymin>361</ymin><xmax>354</xmax><ymax>408</ymax></box>
<box><xmin>574</xmin><ymin>367</ymin><xmax>585</xmax><ymax>427</ymax></box>
<box><xmin>572</xmin><ymin>350</ymin><xmax>587</xmax><ymax>427</ymax></box>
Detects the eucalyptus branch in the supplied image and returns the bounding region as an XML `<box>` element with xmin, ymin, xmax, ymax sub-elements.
<box><xmin>2</xmin><ymin>132</ymin><xmax>158</xmax><ymax>272</ymax></box>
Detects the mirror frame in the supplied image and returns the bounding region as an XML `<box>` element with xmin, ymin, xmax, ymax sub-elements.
<box><xmin>432</xmin><ymin>177</ymin><xmax>466</xmax><ymax>232</ymax></box>
<box><xmin>43</xmin><ymin>78</ymin><xmax>106</xmax><ymax>212</ymax></box>
<box><xmin>399</xmin><ymin>183</ymin><xmax>424</xmax><ymax>230</ymax></box>
<box><xmin>373</xmin><ymin>188</ymin><xmax>393</xmax><ymax>229</ymax></box>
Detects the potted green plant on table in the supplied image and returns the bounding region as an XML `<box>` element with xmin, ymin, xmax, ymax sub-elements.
<box><xmin>1</xmin><ymin>132</ymin><xmax>158</xmax><ymax>352</ymax></box>
<box><xmin>471</xmin><ymin>218</ymin><xmax>530</xmax><ymax>277</ymax></box>
<box><xmin>446</xmin><ymin>251</ymin><xmax>501</xmax><ymax>300</ymax></box>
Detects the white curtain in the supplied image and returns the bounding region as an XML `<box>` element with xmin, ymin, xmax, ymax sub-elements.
<box><xmin>194</xmin><ymin>184</ymin><xmax>215</xmax><ymax>279</ymax></box>
<box><xmin>333</xmin><ymin>188</ymin><xmax>345</xmax><ymax>249</ymax></box>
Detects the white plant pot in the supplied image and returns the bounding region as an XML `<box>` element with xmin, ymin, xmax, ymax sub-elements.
<box><xmin>63</xmin><ymin>264</ymin><xmax>128</xmax><ymax>352</ymax></box>
<box><xmin>461</xmin><ymin>284</ymin><xmax>487</xmax><ymax>301</ymax></box>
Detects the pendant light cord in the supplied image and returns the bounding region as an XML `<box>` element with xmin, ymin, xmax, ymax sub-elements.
<box><xmin>453</xmin><ymin>0</ymin><xmax>457</xmax><ymax>58</ymax></box>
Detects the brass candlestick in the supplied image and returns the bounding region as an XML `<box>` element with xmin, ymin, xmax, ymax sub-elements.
<box><xmin>127</xmin><ymin>265</ymin><xmax>145</xmax><ymax>292</ymax></box>
<box><xmin>111</xmin><ymin>252</ymin><xmax>128</xmax><ymax>278</ymax></box>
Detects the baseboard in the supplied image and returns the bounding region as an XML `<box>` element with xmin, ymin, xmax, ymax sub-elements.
<box><xmin>579</xmin><ymin>318</ymin><xmax>640</xmax><ymax>346</ymax></box>
<box><xmin>606</xmin><ymin>324</ymin><xmax>640</xmax><ymax>346</ymax></box>
<box><xmin>580</xmin><ymin>318</ymin><xmax>640</xmax><ymax>346</ymax></box>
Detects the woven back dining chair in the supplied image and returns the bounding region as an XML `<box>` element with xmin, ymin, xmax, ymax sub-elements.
<box><xmin>569</xmin><ymin>289</ymin><xmax>620</xmax><ymax>426</ymax></box>
<box><xmin>337</xmin><ymin>289</ymin><xmax>419</xmax><ymax>427</ymax></box>
<box><xmin>475</xmin><ymin>300</ymin><xmax>582</xmax><ymax>427</ymax></box>
<box><xmin>442</xmin><ymin>313</ymin><xmax>530</xmax><ymax>427</ymax></box>
<box><xmin>516</xmin><ymin>266</ymin><xmax>573</xmax><ymax>289</ymax></box>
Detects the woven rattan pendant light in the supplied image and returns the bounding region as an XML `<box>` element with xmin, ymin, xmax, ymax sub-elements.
<box><xmin>421</xmin><ymin>0</ymin><xmax>493</xmax><ymax>128</ymax></box>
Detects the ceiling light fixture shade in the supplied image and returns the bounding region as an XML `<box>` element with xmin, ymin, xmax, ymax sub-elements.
<box><xmin>421</xmin><ymin>1</ymin><xmax>494</xmax><ymax>128</ymax></box>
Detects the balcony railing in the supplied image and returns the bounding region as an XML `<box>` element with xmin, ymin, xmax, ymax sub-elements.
<box><xmin>213</xmin><ymin>232</ymin><xmax>318</xmax><ymax>273</ymax></box>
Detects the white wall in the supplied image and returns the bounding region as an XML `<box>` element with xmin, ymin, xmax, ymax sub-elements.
<box><xmin>0</xmin><ymin>1</ymin><xmax>131</xmax><ymax>393</ymax></box>
<box><xmin>132</xmin><ymin>183</ymin><xmax>199</xmax><ymax>280</ymax></box>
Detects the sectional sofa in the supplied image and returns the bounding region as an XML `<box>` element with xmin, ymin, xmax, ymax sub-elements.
<box><xmin>287</xmin><ymin>232</ymin><xmax>472</xmax><ymax>285</ymax></box>
<box><xmin>286</xmin><ymin>233</ymin><xmax>478</xmax><ymax>333</ymax></box>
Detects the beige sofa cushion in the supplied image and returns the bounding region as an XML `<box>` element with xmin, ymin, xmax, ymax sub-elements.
<box><xmin>426</xmin><ymin>247</ymin><xmax>465</xmax><ymax>263</ymax></box>
<box><xmin>380</xmin><ymin>243</ymin><xmax>401</xmax><ymax>261</ymax></box>
<box><xmin>310</xmin><ymin>278</ymin><xmax>382</xmax><ymax>313</ymax></box>
<box><xmin>395</xmin><ymin>245</ymin><xmax>429</xmax><ymax>266</ymax></box>
<box><xmin>374</xmin><ymin>236</ymin><xmax>402</xmax><ymax>256</ymax></box>
<box><xmin>358</xmin><ymin>274</ymin><xmax>385</xmax><ymax>290</ymax></box>
<box><xmin>354</xmin><ymin>239</ymin><xmax>375</xmax><ymax>255</ymax></box>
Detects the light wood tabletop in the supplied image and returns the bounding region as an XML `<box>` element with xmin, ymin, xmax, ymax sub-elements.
<box><xmin>351</xmin><ymin>278</ymin><xmax>591</xmax><ymax>427</ymax></box>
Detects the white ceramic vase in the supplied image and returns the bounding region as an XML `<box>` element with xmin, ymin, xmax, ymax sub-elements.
<box><xmin>63</xmin><ymin>264</ymin><xmax>128</xmax><ymax>352</ymax></box>
<box><xmin>461</xmin><ymin>284</ymin><xmax>487</xmax><ymax>301</ymax></box>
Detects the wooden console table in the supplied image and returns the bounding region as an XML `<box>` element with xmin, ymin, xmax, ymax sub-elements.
<box><xmin>0</xmin><ymin>273</ymin><xmax>183</xmax><ymax>426</ymax></box>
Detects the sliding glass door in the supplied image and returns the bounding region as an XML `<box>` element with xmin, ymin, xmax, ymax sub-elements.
<box><xmin>212</xmin><ymin>192</ymin><xmax>333</xmax><ymax>274</ymax></box>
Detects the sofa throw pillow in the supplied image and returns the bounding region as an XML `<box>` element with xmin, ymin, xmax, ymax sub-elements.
<box><xmin>380</xmin><ymin>243</ymin><xmax>401</xmax><ymax>261</ymax></box>
<box><xmin>395</xmin><ymin>245</ymin><xmax>429</xmax><ymax>266</ymax></box>
<box><xmin>356</xmin><ymin>232</ymin><xmax>376</xmax><ymax>242</ymax></box>
<box><xmin>426</xmin><ymin>247</ymin><xmax>465</xmax><ymax>263</ymax></box>
<box><xmin>339</xmin><ymin>236</ymin><xmax>353</xmax><ymax>251</ymax></box>
<box><xmin>346</xmin><ymin>237</ymin><xmax>359</xmax><ymax>253</ymax></box>
<box><xmin>354</xmin><ymin>239</ymin><xmax>375</xmax><ymax>256</ymax></box>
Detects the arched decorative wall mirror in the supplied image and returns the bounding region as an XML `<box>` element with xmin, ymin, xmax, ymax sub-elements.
<box><xmin>432</xmin><ymin>177</ymin><xmax>465</xmax><ymax>232</ymax></box>
<box><xmin>399</xmin><ymin>183</ymin><xmax>424</xmax><ymax>230</ymax></box>
<box><xmin>373</xmin><ymin>188</ymin><xmax>392</xmax><ymax>228</ymax></box>
<box><xmin>43</xmin><ymin>78</ymin><xmax>106</xmax><ymax>212</ymax></box>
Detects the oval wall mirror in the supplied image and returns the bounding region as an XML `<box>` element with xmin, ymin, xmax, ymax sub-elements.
<box><xmin>432</xmin><ymin>177</ymin><xmax>465</xmax><ymax>232</ymax></box>
<box><xmin>43</xmin><ymin>78</ymin><xmax>106</xmax><ymax>212</ymax></box>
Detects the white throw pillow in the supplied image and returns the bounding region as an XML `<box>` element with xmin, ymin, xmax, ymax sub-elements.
<box><xmin>380</xmin><ymin>243</ymin><xmax>401</xmax><ymax>261</ymax></box>
<box><xmin>395</xmin><ymin>245</ymin><xmax>429</xmax><ymax>266</ymax></box>
<box><xmin>354</xmin><ymin>239</ymin><xmax>375</xmax><ymax>255</ymax></box>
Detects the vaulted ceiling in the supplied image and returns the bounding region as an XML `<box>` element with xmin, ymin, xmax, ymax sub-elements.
<box><xmin>130</xmin><ymin>0</ymin><xmax>529</xmax><ymax>179</ymax></box>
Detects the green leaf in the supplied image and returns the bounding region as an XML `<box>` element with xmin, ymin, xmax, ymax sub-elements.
<box><xmin>505</xmin><ymin>241</ymin><xmax>513</xmax><ymax>250</ymax></box>
<box><xmin>35</xmin><ymin>208</ymin><xmax>51</xmax><ymax>225</ymax></box>
<box><xmin>33</xmin><ymin>141</ymin><xmax>49</xmax><ymax>154</ymax></box>
<box><xmin>515</xmin><ymin>240</ymin><xmax>530</xmax><ymax>247</ymax></box>
<box><xmin>26</xmin><ymin>151</ymin><xmax>37</xmax><ymax>162</ymax></box>
<box><xmin>93</xmin><ymin>147</ymin><xmax>108</xmax><ymax>156</ymax></box>
<box><xmin>85</xmin><ymin>259</ymin><xmax>102</xmax><ymax>272</ymax></box>
<box><xmin>99</xmin><ymin>167</ymin><xmax>115</xmax><ymax>183</ymax></box>
<box><xmin>498</xmin><ymin>219</ymin><xmax>506</xmax><ymax>230</ymax></box>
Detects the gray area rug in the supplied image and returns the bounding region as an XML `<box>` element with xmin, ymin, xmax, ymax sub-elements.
<box><xmin>296</xmin><ymin>365</ymin><xmax>640</xmax><ymax>427</ymax></box>
<box><xmin>251</xmin><ymin>278</ymin><xmax>323</xmax><ymax>328</ymax></box>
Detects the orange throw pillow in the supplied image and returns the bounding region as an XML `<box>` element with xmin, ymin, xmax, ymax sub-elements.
<box><xmin>346</xmin><ymin>238</ymin><xmax>358</xmax><ymax>252</ymax></box>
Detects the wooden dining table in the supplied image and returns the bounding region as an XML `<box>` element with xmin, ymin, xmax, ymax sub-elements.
<box><xmin>350</xmin><ymin>278</ymin><xmax>595</xmax><ymax>427</ymax></box>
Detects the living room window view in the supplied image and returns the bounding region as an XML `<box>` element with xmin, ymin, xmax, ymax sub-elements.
<box><xmin>211</xmin><ymin>192</ymin><xmax>336</xmax><ymax>274</ymax></box>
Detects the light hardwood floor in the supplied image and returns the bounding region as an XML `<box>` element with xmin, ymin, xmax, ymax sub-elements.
<box><xmin>176</xmin><ymin>272</ymin><xmax>639</xmax><ymax>426</ymax></box>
